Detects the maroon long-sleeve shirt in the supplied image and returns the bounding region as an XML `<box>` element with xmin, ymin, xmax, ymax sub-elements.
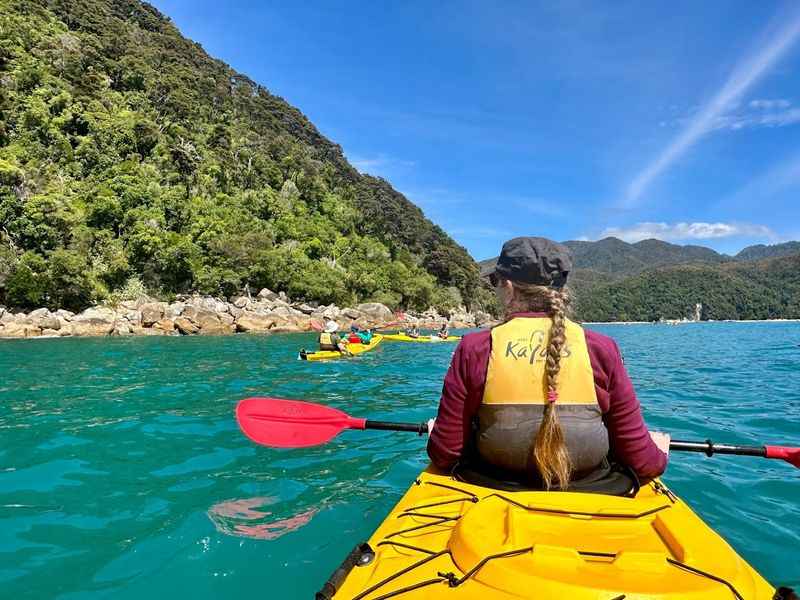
<box><xmin>427</xmin><ymin>314</ymin><xmax>668</xmax><ymax>480</ymax></box>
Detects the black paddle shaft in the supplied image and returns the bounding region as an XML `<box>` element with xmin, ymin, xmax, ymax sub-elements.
<box><xmin>670</xmin><ymin>439</ymin><xmax>766</xmax><ymax>457</ymax></box>
<box><xmin>365</xmin><ymin>420</ymin><xmax>428</xmax><ymax>435</ymax></box>
<box><xmin>364</xmin><ymin>421</ymin><xmax>770</xmax><ymax>456</ymax></box>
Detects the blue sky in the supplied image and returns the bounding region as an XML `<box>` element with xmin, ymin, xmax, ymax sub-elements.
<box><xmin>150</xmin><ymin>0</ymin><xmax>800</xmax><ymax>259</ymax></box>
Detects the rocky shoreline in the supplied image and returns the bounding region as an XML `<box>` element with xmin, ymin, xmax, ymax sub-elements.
<box><xmin>0</xmin><ymin>288</ymin><xmax>493</xmax><ymax>339</ymax></box>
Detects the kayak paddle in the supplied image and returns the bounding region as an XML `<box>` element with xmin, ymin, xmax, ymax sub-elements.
<box><xmin>235</xmin><ymin>397</ymin><xmax>800</xmax><ymax>468</ymax></box>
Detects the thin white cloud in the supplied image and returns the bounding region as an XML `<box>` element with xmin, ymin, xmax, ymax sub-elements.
<box><xmin>624</xmin><ymin>11</ymin><xmax>800</xmax><ymax>206</ymax></box>
<box><xmin>601</xmin><ymin>221</ymin><xmax>775</xmax><ymax>243</ymax></box>
<box><xmin>749</xmin><ymin>98</ymin><xmax>791</xmax><ymax>109</ymax></box>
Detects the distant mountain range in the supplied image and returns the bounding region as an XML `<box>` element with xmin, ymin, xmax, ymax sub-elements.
<box><xmin>479</xmin><ymin>238</ymin><xmax>800</xmax><ymax>321</ymax></box>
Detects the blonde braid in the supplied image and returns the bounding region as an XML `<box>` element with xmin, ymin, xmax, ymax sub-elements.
<box><xmin>532</xmin><ymin>287</ymin><xmax>572</xmax><ymax>489</ymax></box>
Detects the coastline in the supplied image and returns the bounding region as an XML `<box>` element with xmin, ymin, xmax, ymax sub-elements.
<box><xmin>0</xmin><ymin>288</ymin><xmax>493</xmax><ymax>340</ymax></box>
<box><xmin>584</xmin><ymin>319</ymin><xmax>800</xmax><ymax>325</ymax></box>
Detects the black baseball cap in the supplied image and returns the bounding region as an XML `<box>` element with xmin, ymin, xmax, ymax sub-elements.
<box><xmin>491</xmin><ymin>237</ymin><xmax>572</xmax><ymax>288</ymax></box>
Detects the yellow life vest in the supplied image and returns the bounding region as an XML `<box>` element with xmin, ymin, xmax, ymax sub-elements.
<box><xmin>475</xmin><ymin>316</ymin><xmax>608</xmax><ymax>479</ymax></box>
<box><xmin>483</xmin><ymin>316</ymin><xmax>598</xmax><ymax>406</ymax></box>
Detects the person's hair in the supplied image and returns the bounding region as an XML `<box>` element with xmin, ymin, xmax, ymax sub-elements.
<box><xmin>501</xmin><ymin>278</ymin><xmax>572</xmax><ymax>489</ymax></box>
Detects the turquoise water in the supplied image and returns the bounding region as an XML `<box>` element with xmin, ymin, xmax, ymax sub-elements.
<box><xmin>1</xmin><ymin>323</ymin><xmax>798</xmax><ymax>598</ymax></box>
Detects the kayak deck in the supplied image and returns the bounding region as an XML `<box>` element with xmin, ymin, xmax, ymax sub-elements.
<box><xmin>299</xmin><ymin>334</ymin><xmax>383</xmax><ymax>361</ymax></box>
<box><xmin>324</xmin><ymin>467</ymin><xmax>774</xmax><ymax>599</ymax></box>
<box><xmin>383</xmin><ymin>334</ymin><xmax>461</xmax><ymax>343</ymax></box>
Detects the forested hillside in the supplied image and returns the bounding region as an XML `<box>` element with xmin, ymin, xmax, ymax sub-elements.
<box><xmin>576</xmin><ymin>254</ymin><xmax>800</xmax><ymax>322</ymax></box>
<box><xmin>0</xmin><ymin>0</ymin><xmax>488</xmax><ymax>312</ymax></box>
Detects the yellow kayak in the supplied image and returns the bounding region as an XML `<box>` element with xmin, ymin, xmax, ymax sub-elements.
<box><xmin>383</xmin><ymin>333</ymin><xmax>461</xmax><ymax>343</ymax></box>
<box><xmin>319</xmin><ymin>466</ymin><xmax>775</xmax><ymax>599</ymax></box>
<box><xmin>299</xmin><ymin>334</ymin><xmax>383</xmax><ymax>361</ymax></box>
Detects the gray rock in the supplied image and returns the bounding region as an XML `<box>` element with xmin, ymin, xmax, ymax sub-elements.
<box><xmin>0</xmin><ymin>311</ymin><xmax>16</xmax><ymax>324</ymax></box>
<box><xmin>321</xmin><ymin>305</ymin><xmax>340</xmax><ymax>319</ymax></box>
<box><xmin>342</xmin><ymin>308</ymin><xmax>362</xmax><ymax>320</ymax></box>
<box><xmin>114</xmin><ymin>322</ymin><xmax>133</xmax><ymax>336</ymax></box>
<box><xmin>41</xmin><ymin>328</ymin><xmax>61</xmax><ymax>337</ymax></box>
<box><xmin>55</xmin><ymin>309</ymin><xmax>75</xmax><ymax>321</ymax></box>
<box><xmin>232</xmin><ymin>296</ymin><xmax>250</xmax><ymax>309</ymax></box>
<box><xmin>165</xmin><ymin>302</ymin><xmax>185</xmax><ymax>319</ymax></box>
<box><xmin>270</xmin><ymin>306</ymin><xmax>293</xmax><ymax>319</ymax></box>
<box><xmin>28</xmin><ymin>308</ymin><xmax>51</xmax><ymax>319</ymax></box>
<box><xmin>278</xmin><ymin>291</ymin><xmax>288</xmax><ymax>302</ymax></box>
<box><xmin>28</xmin><ymin>314</ymin><xmax>61</xmax><ymax>330</ymax></box>
<box><xmin>257</xmin><ymin>288</ymin><xmax>278</xmax><ymax>301</ymax></box>
<box><xmin>229</xmin><ymin>306</ymin><xmax>244</xmax><ymax>319</ymax></box>
<box><xmin>218</xmin><ymin>313</ymin><xmax>235</xmax><ymax>326</ymax></box>
<box><xmin>140</xmin><ymin>302</ymin><xmax>166</xmax><ymax>326</ymax></box>
<box><xmin>356</xmin><ymin>303</ymin><xmax>393</xmax><ymax>322</ymax></box>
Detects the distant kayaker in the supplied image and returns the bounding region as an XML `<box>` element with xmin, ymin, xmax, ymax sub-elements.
<box><xmin>427</xmin><ymin>236</ymin><xmax>669</xmax><ymax>491</ymax></box>
<box><xmin>437</xmin><ymin>323</ymin><xmax>449</xmax><ymax>339</ymax></box>
<box><xmin>347</xmin><ymin>324</ymin><xmax>362</xmax><ymax>344</ymax></box>
<box><xmin>319</xmin><ymin>321</ymin><xmax>348</xmax><ymax>354</ymax></box>
<box><xmin>408</xmin><ymin>324</ymin><xmax>421</xmax><ymax>339</ymax></box>
<box><xmin>357</xmin><ymin>328</ymin><xmax>373</xmax><ymax>344</ymax></box>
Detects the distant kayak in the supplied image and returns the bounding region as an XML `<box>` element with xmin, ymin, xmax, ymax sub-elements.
<box><xmin>383</xmin><ymin>333</ymin><xmax>461</xmax><ymax>343</ymax></box>
<box><xmin>299</xmin><ymin>334</ymin><xmax>383</xmax><ymax>361</ymax></box>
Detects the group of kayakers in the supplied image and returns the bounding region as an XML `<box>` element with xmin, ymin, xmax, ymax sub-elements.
<box><xmin>318</xmin><ymin>322</ymin><xmax>449</xmax><ymax>353</ymax></box>
<box><xmin>318</xmin><ymin>322</ymin><xmax>373</xmax><ymax>354</ymax></box>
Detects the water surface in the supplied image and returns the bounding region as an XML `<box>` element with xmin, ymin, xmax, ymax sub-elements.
<box><xmin>1</xmin><ymin>323</ymin><xmax>798</xmax><ymax>598</ymax></box>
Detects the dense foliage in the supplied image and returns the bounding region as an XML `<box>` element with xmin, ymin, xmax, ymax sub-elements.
<box><xmin>0</xmin><ymin>0</ymin><xmax>487</xmax><ymax>313</ymax></box>
<box><xmin>575</xmin><ymin>255</ymin><xmax>800</xmax><ymax>322</ymax></box>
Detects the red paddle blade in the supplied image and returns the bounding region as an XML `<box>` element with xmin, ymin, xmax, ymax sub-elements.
<box><xmin>766</xmin><ymin>445</ymin><xmax>800</xmax><ymax>468</ymax></box>
<box><xmin>236</xmin><ymin>397</ymin><xmax>366</xmax><ymax>448</ymax></box>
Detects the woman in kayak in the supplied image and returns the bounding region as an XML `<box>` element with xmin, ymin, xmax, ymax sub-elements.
<box><xmin>437</xmin><ymin>323</ymin><xmax>449</xmax><ymax>339</ymax></box>
<box><xmin>427</xmin><ymin>236</ymin><xmax>669</xmax><ymax>491</ymax></box>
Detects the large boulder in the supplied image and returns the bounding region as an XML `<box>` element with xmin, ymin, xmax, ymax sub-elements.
<box><xmin>356</xmin><ymin>303</ymin><xmax>393</xmax><ymax>323</ymax></box>
<box><xmin>235</xmin><ymin>312</ymin><xmax>277</xmax><ymax>333</ymax></box>
<box><xmin>33</xmin><ymin>315</ymin><xmax>61</xmax><ymax>330</ymax></box>
<box><xmin>78</xmin><ymin>307</ymin><xmax>116</xmax><ymax>321</ymax></box>
<box><xmin>0</xmin><ymin>322</ymin><xmax>41</xmax><ymax>338</ymax></box>
<box><xmin>193</xmin><ymin>308</ymin><xmax>221</xmax><ymax>329</ymax></box>
<box><xmin>70</xmin><ymin>318</ymin><xmax>115</xmax><ymax>336</ymax></box>
<box><xmin>154</xmin><ymin>318</ymin><xmax>176</xmax><ymax>333</ymax></box>
<box><xmin>55</xmin><ymin>309</ymin><xmax>75</xmax><ymax>321</ymax></box>
<box><xmin>321</xmin><ymin>305</ymin><xmax>340</xmax><ymax>320</ymax></box>
<box><xmin>0</xmin><ymin>311</ymin><xmax>16</xmax><ymax>324</ymax></box>
<box><xmin>342</xmin><ymin>308</ymin><xmax>363</xmax><ymax>320</ymax></box>
<box><xmin>140</xmin><ymin>302</ymin><xmax>167</xmax><ymax>327</ymax></box>
<box><xmin>165</xmin><ymin>302</ymin><xmax>185</xmax><ymax>319</ymax></box>
<box><xmin>175</xmin><ymin>317</ymin><xmax>199</xmax><ymax>335</ymax></box>
<box><xmin>25</xmin><ymin>310</ymin><xmax>61</xmax><ymax>331</ymax></box>
<box><xmin>257</xmin><ymin>288</ymin><xmax>278</xmax><ymax>301</ymax></box>
<box><xmin>294</xmin><ymin>303</ymin><xmax>316</xmax><ymax>315</ymax></box>
<box><xmin>231</xmin><ymin>296</ymin><xmax>250</xmax><ymax>309</ymax></box>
